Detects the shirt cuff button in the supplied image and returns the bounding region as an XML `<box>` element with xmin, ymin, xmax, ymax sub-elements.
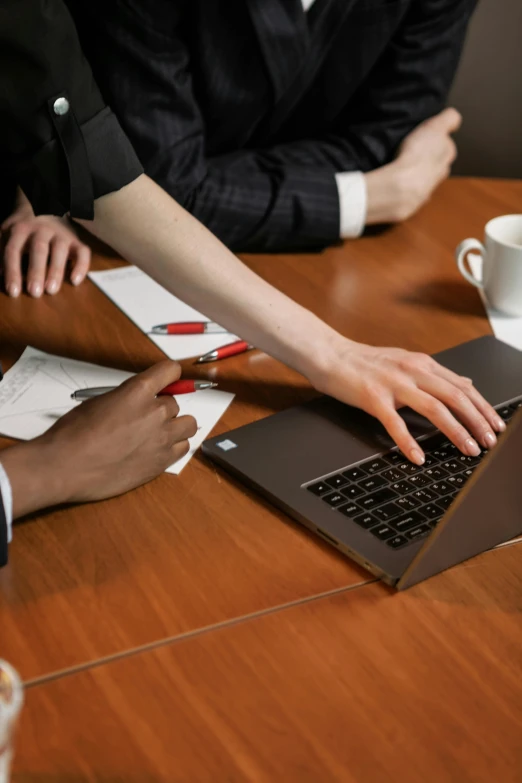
<box><xmin>53</xmin><ymin>97</ymin><xmax>70</xmax><ymax>116</ymax></box>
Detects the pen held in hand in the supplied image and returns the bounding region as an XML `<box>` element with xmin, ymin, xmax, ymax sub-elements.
<box><xmin>195</xmin><ymin>340</ymin><xmax>255</xmax><ymax>364</ymax></box>
<box><xmin>151</xmin><ymin>321</ymin><xmax>229</xmax><ymax>335</ymax></box>
<box><xmin>71</xmin><ymin>379</ymin><xmax>218</xmax><ymax>401</ymax></box>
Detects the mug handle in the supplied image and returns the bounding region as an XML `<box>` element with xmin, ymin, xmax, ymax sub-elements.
<box><xmin>455</xmin><ymin>238</ymin><xmax>485</xmax><ymax>289</ymax></box>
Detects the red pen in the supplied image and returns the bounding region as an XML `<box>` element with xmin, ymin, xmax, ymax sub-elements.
<box><xmin>71</xmin><ymin>380</ymin><xmax>217</xmax><ymax>401</ymax></box>
<box><xmin>195</xmin><ymin>340</ymin><xmax>254</xmax><ymax>364</ymax></box>
<box><xmin>151</xmin><ymin>321</ymin><xmax>228</xmax><ymax>335</ymax></box>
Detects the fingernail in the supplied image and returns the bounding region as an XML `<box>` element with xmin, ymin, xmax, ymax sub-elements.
<box><xmin>46</xmin><ymin>280</ymin><xmax>58</xmax><ymax>295</ymax></box>
<box><xmin>484</xmin><ymin>431</ymin><xmax>497</xmax><ymax>449</ymax></box>
<box><xmin>465</xmin><ymin>438</ymin><xmax>481</xmax><ymax>457</ymax></box>
<box><xmin>410</xmin><ymin>448</ymin><xmax>425</xmax><ymax>466</ymax></box>
<box><xmin>496</xmin><ymin>417</ymin><xmax>506</xmax><ymax>432</ymax></box>
<box><xmin>71</xmin><ymin>274</ymin><xmax>82</xmax><ymax>286</ymax></box>
<box><xmin>7</xmin><ymin>283</ymin><xmax>20</xmax><ymax>298</ymax></box>
<box><xmin>29</xmin><ymin>283</ymin><xmax>42</xmax><ymax>298</ymax></box>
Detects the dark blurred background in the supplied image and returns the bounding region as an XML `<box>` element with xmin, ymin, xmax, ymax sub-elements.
<box><xmin>450</xmin><ymin>0</ymin><xmax>522</xmax><ymax>178</ymax></box>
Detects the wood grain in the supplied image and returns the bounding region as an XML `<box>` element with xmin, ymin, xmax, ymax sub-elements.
<box><xmin>12</xmin><ymin>543</ymin><xmax>522</xmax><ymax>783</ymax></box>
<box><xmin>0</xmin><ymin>178</ymin><xmax>518</xmax><ymax>682</ymax></box>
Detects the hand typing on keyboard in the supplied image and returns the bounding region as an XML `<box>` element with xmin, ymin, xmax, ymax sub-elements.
<box><xmin>306</xmin><ymin>399</ymin><xmax>520</xmax><ymax>550</ymax></box>
<box><xmin>313</xmin><ymin>343</ymin><xmax>506</xmax><ymax>465</ymax></box>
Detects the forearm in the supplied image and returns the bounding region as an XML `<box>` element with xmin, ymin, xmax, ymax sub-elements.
<box><xmin>0</xmin><ymin>441</ymin><xmax>65</xmax><ymax>519</ymax></box>
<box><xmin>80</xmin><ymin>175</ymin><xmax>347</xmax><ymax>382</ymax></box>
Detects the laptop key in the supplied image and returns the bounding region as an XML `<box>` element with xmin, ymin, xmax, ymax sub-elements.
<box><xmin>307</xmin><ymin>481</ymin><xmax>331</xmax><ymax>496</ymax></box>
<box><xmin>358</xmin><ymin>475</ymin><xmax>387</xmax><ymax>492</ymax></box>
<box><xmin>322</xmin><ymin>492</ymin><xmax>347</xmax><ymax>507</ymax></box>
<box><xmin>394</xmin><ymin>511</ymin><xmax>427</xmax><ymax>533</ymax></box>
<box><xmin>352</xmin><ymin>512</ymin><xmax>379</xmax><ymax>529</ymax></box>
<box><xmin>342</xmin><ymin>484</ymin><xmax>366</xmax><ymax>500</ymax></box>
<box><xmin>456</xmin><ymin>454</ymin><xmax>481</xmax><ymax>467</ymax></box>
<box><xmin>337</xmin><ymin>502</ymin><xmax>361</xmax><ymax>518</ymax></box>
<box><xmin>391</xmin><ymin>480</ymin><xmax>416</xmax><ymax>495</ymax></box>
<box><xmin>324</xmin><ymin>473</ymin><xmax>349</xmax><ymax>490</ymax></box>
<box><xmin>412</xmin><ymin>488</ymin><xmax>437</xmax><ymax>504</ymax></box>
<box><xmin>373</xmin><ymin>503</ymin><xmax>402</xmax><ymax>522</ymax></box>
<box><xmin>386</xmin><ymin>535</ymin><xmax>409</xmax><ymax>549</ymax></box>
<box><xmin>437</xmin><ymin>493</ymin><xmax>457</xmax><ymax>511</ymax></box>
<box><xmin>342</xmin><ymin>466</ymin><xmax>367</xmax><ymax>482</ymax></box>
<box><xmin>370</xmin><ymin>524</ymin><xmax>396</xmax><ymax>541</ymax></box>
<box><xmin>441</xmin><ymin>460</ymin><xmax>462</xmax><ymax>475</ymax></box>
<box><xmin>510</xmin><ymin>401</ymin><xmax>522</xmax><ymax>411</ymax></box>
<box><xmin>406</xmin><ymin>524</ymin><xmax>431</xmax><ymax>541</ymax></box>
<box><xmin>422</xmin><ymin>454</ymin><xmax>441</xmax><ymax>468</ymax></box>
<box><xmin>357</xmin><ymin>487</ymin><xmax>398</xmax><ymax>510</ymax></box>
<box><xmin>381</xmin><ymin>468</ymin><xmax>405</xmax><ymax>483</ymax></box>
<box><xmin>430</xmin><ymin>481</ymin><xmax>454</xmax><ymax>496</ymax></box>
<box><xmin>407</xmin><ymin>474</ymin><xmax>432</xmax><ymax>489</ymax></box>
<box><xmin>425</xmin><ymin>466</ymin><xmax>449</xmax><ymax>481</ymax></box>
<box><xmin>398</xmin><ymin>462</ymin><xmax>423</xmax><ymax>475</ymax></box>
<box><xmin>447</xmin><ymin>474</ymin><xmax>467</xmax><ymax>490</ymax></box>
<box><xmin>396</xmin><ymin>495</ymin><xmax>420</xmax><ymax>512</ymax></box>
<box><xmin>383</xmin><ymin>452</ymin><xmax>404</xmax><ymax>466</ymax></box>
<box><xmin>430</xmin><ymin>446</ymin><xmax>454</xmax><ymax>461</ymax></box>
<box><xmin>361</xmin><ymin>458</ymin><xmax>389</xmax><ymax>474</ymax></box>
<box><xmin>497</xmin><ymin>407</ymin><xmax>512</xmax><ymax>421</ymax></box>
<box><xmin>422</xmin><ymin>503</ymin><xmax>443</xmax><ymax>519</ymax></box>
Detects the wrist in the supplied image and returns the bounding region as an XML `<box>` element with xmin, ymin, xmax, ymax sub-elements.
<box><xmin>0</xmin><ymin>440</ymin><xmax>70</xmax><ymax>519</ymax></box>
<box><xmin>365</xmin><ymin>160</ymin><xmax>420</xmax><ymax>225</ymax></box>
<box><xmin>296</xmin><ymin>326</ymin><xmax>359</xmax><ymax>394</ymax></box>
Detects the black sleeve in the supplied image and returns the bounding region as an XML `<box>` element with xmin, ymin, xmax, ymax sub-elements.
<box><xmin>70</xmin><ymin>0</ymin><xmax>474</xmax><ymax>250</ymax></box>
<box><xmin>327</xmin><ymin>0</ymin><xmax>478</xmax><ymax>172</ymax></box>
<box><xmin>0</xmin><ymin>0</ymin><xmax>143</xmax><ymax>220</ymax></box>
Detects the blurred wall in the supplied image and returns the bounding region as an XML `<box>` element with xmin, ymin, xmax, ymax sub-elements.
<box><xmin>449</xmin><ymin>0</ymin><xmax>522</xmax><ymax>178</ymax></box>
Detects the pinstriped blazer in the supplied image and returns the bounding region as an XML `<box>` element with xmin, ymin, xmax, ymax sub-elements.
<box><xmin>69</xmin><ymin>0</ymin><xmax>477</xmax><ymax>252</ymax></box>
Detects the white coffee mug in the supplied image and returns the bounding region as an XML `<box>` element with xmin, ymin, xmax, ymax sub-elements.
<box><xmin>456</xmin><ymin>214</ymin><xmax>522</xmax><ymax>316</ymax></box>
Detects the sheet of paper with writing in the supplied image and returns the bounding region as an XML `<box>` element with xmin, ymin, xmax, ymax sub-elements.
<box><xmin>89</xmin><ymin>266</ymin><xmax>239</xmax><ymax>361</ymax></box>
<box><xmin>0</xmin><ymin>348</ymin><xmax>234</xmax><ymax>474</ymax></box>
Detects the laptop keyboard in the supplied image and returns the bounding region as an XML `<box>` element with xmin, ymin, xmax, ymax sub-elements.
<box><xmin>305</xmin><ymin>399</ymin><xmax>521</xmax><ymax>551</ymax></box>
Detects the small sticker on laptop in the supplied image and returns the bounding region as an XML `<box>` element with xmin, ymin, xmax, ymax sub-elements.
<box><xmin>217</xmin><ymin>439</ymin><xmax>238</xmax><ymax>451</ymax></box>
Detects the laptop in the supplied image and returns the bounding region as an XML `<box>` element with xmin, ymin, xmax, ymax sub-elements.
<box><xmin>203</xmin><ymin>336</ymin><xmax>522</xmax><ymax>589</ymax></box>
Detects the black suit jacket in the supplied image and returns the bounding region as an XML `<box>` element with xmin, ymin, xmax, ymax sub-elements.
<box><xmin>69</xmin><ymin>0</ymin><xmax>476</xmax><ymax>252</ymax></box>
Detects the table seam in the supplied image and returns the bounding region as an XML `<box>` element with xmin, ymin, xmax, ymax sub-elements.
<box><xmin>23</xmin><ymin>576</ymin><xmax>378</xmax><ymax>689</ymax></box>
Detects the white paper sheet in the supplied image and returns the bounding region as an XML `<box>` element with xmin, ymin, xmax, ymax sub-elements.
<box><xmin>469</xmin><ymin>255</ymin><xmax>522</xmax><ymax>351</ymax></box>
<box><xmin>0</xmin><ymin>347</ymin><xmax>234</xmax><ymax>474</ymax></box>
<box><xmin>89</xmin><ymin>266</ymin><xmax>239</xmax><ymax>361</ymax></box>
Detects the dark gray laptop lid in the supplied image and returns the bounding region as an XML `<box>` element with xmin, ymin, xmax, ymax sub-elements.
<box><xmin>398</xmin><ymin>410</ymin><xmax>522</xmax><ymax>590</ymax></box>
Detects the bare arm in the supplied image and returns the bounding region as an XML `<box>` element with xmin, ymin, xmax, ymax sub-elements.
<box><xmin>79</xmin><ymin>175</ymin><xmax>505</xmax><ymax>464</ymax></box>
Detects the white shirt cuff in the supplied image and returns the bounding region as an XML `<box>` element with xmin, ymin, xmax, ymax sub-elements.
<box><xmin>334</xmin><ymin>171</ymin><xmax>368</xmax><ymax>239</ymax></box>
<box><xmin>0</xmin><ymin>462</ymin><xmax>13</xmax><ymax>544</ymax></box>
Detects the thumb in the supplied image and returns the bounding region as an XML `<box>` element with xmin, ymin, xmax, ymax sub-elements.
<box><xmin>128</xmin><ymin>360</ymin><xmax>182</xmax><ymax>396</ymax></box>
<box><xmin>428</xmin><ymin>107</ymin><xmax>462</xmax><ymax>135</ymax></box>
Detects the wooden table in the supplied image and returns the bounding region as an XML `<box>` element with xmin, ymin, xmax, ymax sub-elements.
<box><xmin>13</xmin><ymin>543</ymin><xmax>522</xmax><ymax>782</ymax></box>
<box><xmin>2</xmin><ymin>177</ymin><xmax>522</xmax><ymax>780</ymax></box>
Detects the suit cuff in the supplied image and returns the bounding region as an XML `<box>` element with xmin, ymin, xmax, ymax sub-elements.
<box><xmin>17</xmin><ymin>107</ymin><xmax>143</xmax><ymax>220</ymax></box>
<box><xmin>334</xmin><ymin>171</ymin><xmax>367</xmax><ymax>239</ymax></box>
<box><xmin>0</xmin><ymin>461</ymin><xmax>13</xmax><ymax>544</ymax></box>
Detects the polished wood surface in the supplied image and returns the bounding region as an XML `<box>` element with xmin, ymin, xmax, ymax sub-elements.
<box><xmin>0</xmin><ymin>178</ymin><xmax>519</xmax><ymax>682</ymax></box>
<box><xmin>13</xmin><ymin>542</ymin><xmax>522</xmax><ymax>783</ymax></box>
